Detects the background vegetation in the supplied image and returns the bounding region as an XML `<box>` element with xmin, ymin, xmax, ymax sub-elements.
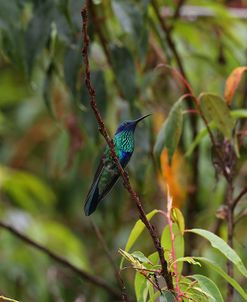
<box><xmin>0</xmin><ymin>0</ymin><xmax>247</xmax><ymax>301</ymax></box>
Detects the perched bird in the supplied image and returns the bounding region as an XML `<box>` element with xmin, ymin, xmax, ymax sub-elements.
<box><xmin>84</xmin><ymin>114</ymin><xmax>151</xmax><ymax>216</ymax></box>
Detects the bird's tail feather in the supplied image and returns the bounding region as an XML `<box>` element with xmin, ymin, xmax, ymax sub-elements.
<box><xmin>84</xmin><ymin>181</ymin><xmax>101</xmax><ymax>216</ymax></box>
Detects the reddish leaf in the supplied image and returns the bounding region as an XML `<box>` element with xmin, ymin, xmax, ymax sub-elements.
<box><xmin>224</xmin><ymin>66</ymin><xmax>247</xmax><ymax>104</ymax></box>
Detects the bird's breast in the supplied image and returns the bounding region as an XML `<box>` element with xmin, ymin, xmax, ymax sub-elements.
<box><xmin>119</xmin><ymin>149</ymin><xmax>132</xmax><ymax>167</ymax></box>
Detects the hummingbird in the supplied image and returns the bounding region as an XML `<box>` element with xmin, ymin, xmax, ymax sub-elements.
<box><xmin>84</xmin><ymin>114</ymin><xmax>151</xmax><ymax>216</ymax></box>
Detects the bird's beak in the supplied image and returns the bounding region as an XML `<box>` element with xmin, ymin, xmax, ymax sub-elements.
<box><xmin>134</xmin><ymin>114</ymin><xmax>151</xmax><ymax>124</ymax></box>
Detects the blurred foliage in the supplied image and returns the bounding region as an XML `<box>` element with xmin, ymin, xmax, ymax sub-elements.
<box><xmin>0</xmin><ymin>0</ymin><xmax>247</xmax><ymax>301</ymax></box>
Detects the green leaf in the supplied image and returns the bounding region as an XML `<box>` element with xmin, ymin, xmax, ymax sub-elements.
<box><xmin>109</xmin><ymin>44</ymin><xmax>136</xmax><ymax>101</ymax></box>
<box><xmin>191</xmin><ymin>274</ymin><xmax>224</xmax><ymax>302</ymax></box>
<box><xmin>64</xmin><ymin>44</ymin><xmax>81</xmax><ymax>97</ymax></box>
<box><xmin>171</xmin><ymin>207</ymin><xmax>185</xmax><ymax>234</ymax></box>
<box><xmin>185</xmin><ymin>109</ymin><xmax>247</xmax><ymax>157</ymax></box>
<box><xmin>25</xmin><ymin>1</ymin><xmax>54</xmax><ymax>74</ymax></box>
<box><xmin>112</xmin><ymin>0</ymin><xmax>149</xmax><ymax>62</ymax></box>
<box><xmin>231</xmin><ymin>109</ymin><xmax>247</xmax><ymax>119</ymax></box>
<box><xmin>134</xmin><ymin>272</ymin><xmax>148</xmax><ymax>302</ymax></box>
<box><xmin>194</xmin><ymin>257</ymin><xmax>247</xmax><ymax>300</ymax></box>
<box><xmin>120</xmin><ymin>209</ymin><xmax>159</xmax><ymax>268</ymax></box>
<box><xmin>0</xmin><ymin>296</ymin><xmax>20</xmax><ymax>302</ymax></box>
<box><xmin>154</xmin><ymin>98</ymin><xmax>183</xmax><ymax>165</ymax></box>
<box><xmin>199</xmin><ymin>93</ymin><xmax>234</xmax><ymax>139</ymax></box>
<box><xmin>1</xmin><ymin>166</ymin><xmax>56</xmax><ymax>212</ymax></box>
<box><xmin>184</xmin><ymin>122</ymin><xmax>216</xmax><ymax>157</ymax></box>
<box><xmin>171</xmin><ymin>256</ymin><xmax>201</xmax><ymax>268</ymax></box>
<box><xmin>161</xmin><ymin>223</ymin><xmax>184</xmax><ymax>273</ymax></box>
<box><xmin>0</xmin><ymin>68</ymin><xmax>31</xmax><ymax>107</ymax></box>
<box><xmin>131</xmin><ymin>251</ymin><xmax>152</xmax><ymax>264</ymax></box>
<box><xmin>160</xmin><ymin>290</ymin><xmax>175</xmax><ymax>302</ymax></box>
<box><xmin>188</xmin><ymin>228</ymin><xmax>247</xmax><ymax>278</ymax></box>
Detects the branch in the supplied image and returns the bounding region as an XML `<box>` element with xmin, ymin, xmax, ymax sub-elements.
<box><xmin>0</xmin><ymin>220</ymin><xmax>122</xmax><ymax>300</ymax></box>
<box><xmin>87</xmin><ymin>0</ymin><xmax>124</xmax><ymax>99</ymax></box>
<box><xmin>81</xmin><ymin>3</ymin><xmax>174</xmax><ymax>291</ymax></box>
<box><xmin>151</xmin><ymin>0</ymin><xmax>186</xmax><ymax>78</ymax></box>
<box><xmin>232</xmin><ymin>185</ymin><xmax>247</xmax><ymax>210</ymax></box>
<box><xmin>170</xmin><ymin>0</ymin><xmax>186</xmax><ymax>30</ymax></box>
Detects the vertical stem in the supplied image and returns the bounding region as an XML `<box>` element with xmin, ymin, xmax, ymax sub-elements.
<box><xmin>167</xmin><ymin>193</ymin><xmax>182</xmax><ymax>301</ymax></box>
<box><xmin>226</xmin><ymin>183</ymin><xmax>234</xmax><ymax>302</ymax></box>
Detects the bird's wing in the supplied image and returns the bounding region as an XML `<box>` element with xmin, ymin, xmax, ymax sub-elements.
<box><xmin>84</xmin><ymin>149</ymin><xmax>120</xmax><ymax>216</ymax></box>
<box><xmin>97</xmin><ymin>173</ymin><xmax>120</xmax><ymax>201</ymax></box>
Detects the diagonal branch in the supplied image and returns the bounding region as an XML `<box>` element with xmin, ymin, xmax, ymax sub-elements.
<box><xmin>0</xmin><ymin>220</ymin><xmax>122</xmax><ymax>300</ymax></box>
<box><xmin>81</xmin><ymin>3</ymin><xmax>174</xmax><ymax>291</ymax></box>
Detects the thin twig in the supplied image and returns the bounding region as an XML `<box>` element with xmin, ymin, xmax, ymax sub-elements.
<box><xmin>81</xmin><ymin>3</ymin><xmax>174</xmax><ymax>291</ymax></box>
<box><xmin>0</xmin><ymin>220</ymin><xmax>122</xmax><ymax>300</ymax></box>
<box><xmin>151</xmin><ymin>0</ymin><xmax>186</xmax><ymax>78</ymax></box>
<box><xmin>91</xmin><ymin>221</ymin><xmax>129</xmax><ymax>302</ymax></box>
<box><xmin>232</xmin><ymin>185</ymin><xmax>247</xmax><ymax>210</ymax></box>
<box><xmin>87</xmin><ymin>0</ymin><xmax>124</xmax><ymax>99</ymax></box>
<box><xmin>168</xmin><ymin>0</ymin><xmax>186</xmax><ymax>32</ymax></box>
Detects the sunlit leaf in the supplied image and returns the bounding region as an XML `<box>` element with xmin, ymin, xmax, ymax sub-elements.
<box><xmin>225</xmin><ymin>66</ymin><xmax>247</xmax><ymax>104</ymax></box>
<box><xmin>131</xmin><ymin>251</ymin><xmax>152</xmax><ymax>264</ymax></box>
<box><xmin>171</xmin><ymin>256</ymin><xmax>201</xmax><ymax>268</ymax></box>
<box><xmin>188</xmin><ymin>228</ymin><xmax>247</xmax><ymax>278</ymax></box>
<box><xmin>154</xmin><ymin>98</ymin><xmax>183</xmax><ymax>165</ymax></box>
<box><xmin>191</xmin><ymin>274</ymin><xmax>224</xmax><ymax>302</ymax></box>
<box><xmin>194</xmin><ymin>257</ymin><xmax>247</xmax><ymax>300</ymax></box>
<box><xmin>0</xmin><ymin>68</ymin><xmax>31</xmax><ymax>107</ymax></box>
<box><xmin>171</xmin><ymin>207</ymin><xmax>185</xmax><ymax>234</ymax></box>
<box><xmin>199</xmin><ymin>93</ymin><xmax>234</xmax><ymax>139</ymax></box>
<box><xmin>120</xmin><ymin>209</ymin><xmax>159</xmax><ymax>268</ymax></box>
<box><xmin>231</xmin><ymin>109</ymin><xmax>247</xmax><ymax>119</ymax></box>
<box><xmin>134</xmin><ymin>272</ymin><xmax>148</xmax><ymax>302</ymax></box>
<box><xmin>0</xmin><ymin>295</ymin><xmax>20</xmax><ymax>302</ymax></box>
<box><xmin>161</xmin><ymin>223</ymin><xmax>184</xmax><ymax>273</ymax></box>
<box><xmin>29</xmin><ymin>220</ymin><xmax>89</xmax><ymax>269</ymax></box>
<box><xmin>0</xmin><ymin>166</ymin><xmax>56</xmax><ymax>212</ymax></box>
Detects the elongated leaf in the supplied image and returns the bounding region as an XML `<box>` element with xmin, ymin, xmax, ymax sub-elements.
<box><xmin>185</xmin><ymin>122</ymin><xmax>216</xmax><ymax>157</ymax></box>
<box><xmin>185</xmin><ymin>109</ymin><xmax>247</xmax><ymax>157</ymax></box>
<box><xmin>160</xmin><ymin>291</ymin><xmax>175</xmax><ymax>302</ymax></box>
<box><xmin>109</xmin><ymin>44</ymin><xmax>136</xmax><ymax>101</ymax></box>
<box><xmin>171</xmin><ymin>256</ymin><xmax>201</xmax><ymax>268</ymax></box>
<box><xmin>131</xmin><ymin>251</ymin><xmax>152</xmax><ymax>264</ymax></box>
<box><xmin>171</xmin><ymin>207</ymin><xmax>185</xmax><ymax>234</ymax></box>
<box><xmin>161</xmin><ymin>224</ymin><xmax>184</xmax><ymax>273</ymax></box>
<box><xmin>231</xmin><ymin>109</ymin><xmax>247</xmax><ymax>119</ymax></box>
<box><xmin>120</xmin><ymin>209</ymin><xmax>159</xmax><ymax>268</ymax></box>
<box><xmin>199</xmin><ymin>93</ymin><xmax>234</xmax><ymax>139</ymax></box>
<box><xmin>134</xmin><ymin>272</ymin><xmax>148</xmax><ymax>302</ymax></box>
<box><xmin>225</xmin><ymin>66</ymin><xmax>247</xmax><ymax>104</ymax></box>
<box><xmin>191</xmin><ymin>274</ymin><xmax>224</xmax><ymax>302</ymax></box>
<box><xmin>154</xmin><ymin>98</ymin><xmax>183</xmax><ymax>165</ymax></box>
<box><xmin>194</xmin><ymin>257</ymin><xmax>247</xmax><ymax>300</ymax></box>
<box><xmin>112</xmin><ymin>0</ymin><xmax>149</xmax><ymax>62</ymax></box>
<box><xmin>25</xmin><ymin>1</ymin><xmax>54</xmax><ymax>74</ymax></box>
<box><xmin>188</xmin><ymin>228</ymin><xmax>247</xmax><ymax>278</ymax></box>
<box><xmin>0</xmin><ymin>296</ymin><xmax>20</xmax><ymax>302</ymax></box>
